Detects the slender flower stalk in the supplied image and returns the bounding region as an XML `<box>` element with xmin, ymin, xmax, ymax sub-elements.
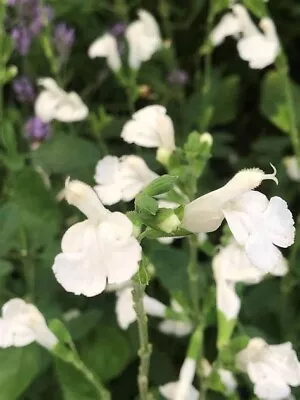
<box><xmin>132</xmin><ymin>280</ymin><xmax>152</xmax><ymax>400</ymax></box>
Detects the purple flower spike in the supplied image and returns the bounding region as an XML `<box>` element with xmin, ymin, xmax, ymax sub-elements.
<box><xmin>167</xmin><ymin>69</ymin><xmax>189</xmax><ymax>86</ymax></box>
<box><xmin>13</xmin><ymin>76</ymin><xmax>35</xmax><ymax>103</ymax></box>
<box><xmin>11</xmin><ymin>27</ymin><xmax>32</xmax><ymax>55</ymax></box>
<box><xmin>25</xmin><ymin>116</ymin><xmax>51</xmax><ymax>142</ymax></box>
<box><xmin>109</xmin><ymin>22</ymin><xmax>126</xmax><ymax>37</ymax></box>
<box><xmin>54</xmin><ymin>23</ymin><xmax>75</xmax><ymax>58</ymax></box>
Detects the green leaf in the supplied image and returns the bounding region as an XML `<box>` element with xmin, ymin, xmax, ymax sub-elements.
<box><xmin>49</xmin><ymin>319</ymin><xmax>73</xmax><ymax>345</ymax></box>
<box><xmin>0</xmin><ymin>202</ymin><xmax>20</xmax><ymax>257</ymax></box>
<box><xmin>260</xmin><ymin>71</ymin><xmax>300</xmax><ymax>134</ymax></box>
<box><xmin>13</xmin><ymin>168</ymin><xmax>59</xmax><ymax>249</ymax></box>
<box><xmin>55</xmin><ymin>359</ymin><xmax>98</xmax><ymax>400</ymax></box>
<box><xmin>67</xmin><ymin>310</ymin><xmax>102</xmax><ymax>341</ymax></box>
<box><xmin>0</xmin><ymin>345</ymin><xmax>48</xmax><ymax>400</ymax></box>
<box><xmin>242</xmin><ymin>0</ymin><xmax>267</xmax><ymax>17</ymax></box>
<box><xmin>211</xmin><ymin>76</ymin><xmax>240</xmax><ymax>126</ymax></box>
<box><xmin>31</xmin><ymin>133</ymin><xmax>100</xmax><ymax>180</ymax></box>
<box><xmin>148</xmin><ymin>243</ymin><xmax>190</xmax><ymax>296</ymax></box>
<box><xmin>79</xmin><ymin>325</ymin><xmax>133</xmax><ymax>382</ymax></box>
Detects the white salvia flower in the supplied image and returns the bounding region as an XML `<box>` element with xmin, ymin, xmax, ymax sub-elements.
<box><xmin>125</xmin><ymin>9</ymin><xmax>162</xmax><ymax>69</ymax></box>
<box><xmin>211</xmin><ymin>5</ymin><xmax>280</xmax><ymax>69</ymax></box>
<box><xmin>158</xmin><ymin>300</ymin><xmax>193</xmax><ymax>337</ymax></box>
<box><xmin>159</xmin><ymin>358</ymin><xmax>198</xmax><ymax>400</ymax></box>
<box><xmin>236</xmin><ymin>338</ymin><xmax>300</xmax><ymax>399</ymax></box>
<box><xmin>35</xmin><ymin>78</ymin><xmax>88</xmax><ymax>123</ymax></box>
<box><xmin>223</xmin><ymin>191</ymin><xmax>295</xmax><ymax>272</ymax></box>
<box><xmin>0</xmin><ymin>298</ymin><xmax>58</xmax><ymax>350</ymax></box>
<box><xmin>182</xmin><ymin>166</ymin><xmax>278</xmax><ymax>234</ymax></box>
<box><xmin>121</xmin><ymin>105</ymin><xmax>175</xmax><ymax>153</ymax></box>
<box><xmin>88</xmin><ymin>33</ymin><xmax>121</xmax><ymax>71</ymax></box>
<box><xmin>115</xmin><ymin>286</ymin><xmax>166</xmax><ymax>330</ymax></box>
<box><xmin>94</xmin><ymin>155</ymin><xmax>158</xmax><ymax>206</ymax></box>
<box><xmin>52</xmin><ymin>179</ymin><xmax>142</xmax><ymax>297</ymax></box>
<box><xmin>211</xmin><ymin>13</ymin><xmax>241</xmax><ymax>46</ymax></box>
<box><xmin>283</xmin><ymin>156</ymin><xmax>300</xmax><ymax>182</ymax></box>
<box><xmin>213</xmin><ymin>240</ymin><xmax>288</xmax><ymax>320</ymax></box>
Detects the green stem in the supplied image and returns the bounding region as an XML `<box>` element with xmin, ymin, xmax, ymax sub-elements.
<box><xmin>132</xmin><ymin>281</ymin><xmax>152</xmax><ymax>400</ymax></box>
<box><xmin>73</xmin><ymin>358</ymin><xmax>111</xmax><ymax>400</ymax></box>
<box><xmin>187</xmin><ymin>235</ymin><xmax>200</xmax><ymax>319</ymax></box>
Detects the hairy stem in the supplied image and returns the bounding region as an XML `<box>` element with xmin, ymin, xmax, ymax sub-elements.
<box><xmin>132</xmin><ymin>281</ymin><xmax>152</xmax><ymax>400</ymax></box>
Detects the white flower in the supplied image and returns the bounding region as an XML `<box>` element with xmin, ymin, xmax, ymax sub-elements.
<box><xmin>211</xmin><ymin>5</ymin><xmax>280</xmax><ymax>69</ymax></box>
<box><xmin>125</xmin><ymin>9</ymin><xmax>162</xmax><ymax>69</ymax></box>
<box><xmin>35</xmin><ymin>78</ymin><xmax>88</xmax><ymax>123</ymax></box>
<box><xmin>52</xmin><ymin>179</ymin><xmax>142</xmax><ymax>297</ymax></box>
<box><xmin>182</xmin><ymin>167</ymin><xmax>278</xmax><ymax>234</ymax></box>
<box><xmin>223</xmin><ymin>191</ymin><xmax>295</xmax><ymax>272</ymax></box>
<box><xmin>213</xmin><ymin>240</ymin><xmax>288</xmax><ymax>320</ymax></box>
<box><xmin>159</xmin><ymin>358</ymin><xmax>198</xmax><ymax>400</ymax></box>
<box><xmin>211</xmin><ymin>13</ymin><xmax>241</xmax><ymax>46</ymax></box>
<box><xmin>219</xmin><ymin>368</ymin><xmax>237</xmax><ymax>394</ymax></box>
<box><xmin>0</xmin><ymin>298</ymin><xmax>58</xmax><ymax>350</ymax></box>
<box><xmin>94</xmin><ymin>155</ymin><xmax>158</xmax><ymax>205</ymax></box>
<box><xmin>115</xmin><ymin>286</ymin><xmax>166</xmax><ymax>330</ymax></box>
<box><xmin>158</xmin><ymin>300</ymin><xmax>193</xmax><ymax>337</ymax></box>
<box><xmin>121</xmin><ymin>105</ymin><xmax>175</xmax><ymax>152</ymax></box>
<box><xmin>236</xmin><ymin>338</ymin><xmax>300</xmax><ymax>399</ymax></box>
<box><xmin>283</xmin><ymin>156</ymin><xmax>300</xmax><ymax>182</ymax></box>
<box><xmin>88</xmin><ymin>33</ymin><xmax>121</xmax><ymax>71</ymax></box>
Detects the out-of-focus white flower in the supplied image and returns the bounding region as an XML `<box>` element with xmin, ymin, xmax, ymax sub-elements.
<box><xmin>115</xmin><ymin>286</ymin><xmax>166</xmax><ymax>330</ymax></box>
<box><xmin>236</xmin><ymin>338</ymin><xmax>300</xmax><ymax>399</ymax></box>
<box><xmin>94</xmin><ymin>155</ymin><xmax>158</xmax><ymax>205</ymax></box>
<box><xmin>88</xmin><ymin>33</ymin><xmax>121</xmax><ymax>71</ymax></box>
<box><xmin>211</xmin><ymin>5</ymin><xmax>279</xmax><ymax>69</ymax></box>
<box><xmin>159</xmin><ymin>358</ymin><xmax>198</xmax><ymax>400</ymax></box>
<box><xmin>211</xmin><ymin>13</ymin><xmax>241</xmax><ymax>45</ymax></box>
<box><xmin>63</xmin><ymin>308</ymin><xmax>81</xmax><ymax>322</ymax></box>
<box><xmin>125</xmin><ymin>9</ymin><xmax>162</xmax><ymax>69</ymax></box>
<box><xmin>52</xmin><ymin>179</ymin><xmax>142</xmax><ymax>297</ymax></box>
<box><xmin>283</xmin><ymin>156</ymin><xmax>300</xmax><ymax>182</ymax></box>
<box><xmin>223</xmin><ymin>192</ymin><xmax>294</xmax><ymax>272</ymax></box>
<box><xmin>213</xmin><ymin>241</ymin><xmax>288</xmax><ymax>320</ymax></box>
<box><xmin>0</xmin><ymin>298</ymin><xmax>58</xmax><ymax>350</ymax></box>
<box><xmin>182</xmin><ymin>167</ymin><xmax>277</xmax><ymax>234</ymax></box>
<box><xmin>182</xmin><ymin>166</ymin><xmax>294</xmax><ymax>273</ymax></box>
<box><xmin>121</xmin><ymin>105</ymin><xmax>175</xmax><ymax>153</ymax></box>
<box><xmin>35</xmin><ymin>78</ymin><xmax>88</xmax><ymax>123</ymax></box>
<box><xmin>158</xmin><ymin>300</ymin><xmax>193</xmax><ymax>337</ymax></box>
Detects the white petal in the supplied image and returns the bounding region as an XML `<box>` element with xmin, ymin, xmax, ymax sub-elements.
<box><xmin>245</xmin><ymin>233</ymin><xmax>282</xmax><ymax>273</ymax></box>
<box><xmin>94</xmin><ymin>156</ymin><xmax>120</xmax><ymax>185</ymax></box>
<box><xmin>175</xmin><ymin>358</ymin><xmax>197</xmax><ymax>400</ymax></box>
<box><xmin>53</xmin><ymin>92</ymin><xmax>88</xmax><ymax>122</ymax></box>
<box><xmin>98</xmin><ymin>212</ymin><xmax>133</xmax><ymax>243</ymax></box>
<box><xmin>266</xmin><ymin>342</ymin><xmax>300</xmax><ymax>386</ymax></box>
<box><xmin>158</xmin><ymin>320</ymin><xmax>193</xmax><ymax>337</ymax></box>
<box><xmin>236</xmin><ymin>338</ymin><xmax>267</xmax><ymax>372</ymax></box>
<box><xmin>88</xmin><ymin>34</ymin><xmax>121</xmax><ymax>71</ymax></box>
<box><xmin>283</xmin><ymin>156</ymin><xmax>300</xmax><ymax>182</ymax></box>
<box><xmin>65</xmin><ymin>179</ymin><xmax>109</xmax><ymax>221</ymax></box>
<box><xmin>159</xmin><ymin>382</ymin><xmax>199</xmax><ymax>400</ymax></box>
<box><xmin>218</xmin><ymin>369</ymin><xmax>237</xmax><ymax>394</ymax></box>
<box><xmin>2</xmin><ymin>298</ymin><xmax>28</xmax><ymax>319</ymax></box>
<box><xmin>94</xmin><ymin>183</ymin><xmax>123</xmax><ymax>206</ymax></box>
<box><xmin>223</xmin><ymin>191</ymin><xmax>268</xmax><ymax>245</ymax></box>
<box><xmin>121</xmin><ymin>120</ymin><xmax>162</xmax><ymax>148</ymax></box>
<box><xmin>232</xmin><ymin>4</ymin><xmax>260</xmax><ymax>37</ymax></box>
<box><xmin>263</xmin><ymin>196</ymin><xmax>295</xmax><ymax>248</ymax></box>
<box><xmin>248</xmin><ymin>362</ymin><xmax>291</xmax><ymax>400</ymax></box>
<box><xmin>116</xmin><ymin>287</ymin><xmax>136</xmax><ymax>329</ymax></box>
<box><xmin>216</xmin><ymin>279</ymin><xmax>240</xmax><ymax>320</ymax></box>
<box><xmin>143</xmin><ymin>295</ymin><xmax>166</xmax><ymax>317</ymax></box>
<box><xmin>104</xmin><ymin>237</ymin><xmax>141</xmax><ymax>284</ymax></box>
<box><xmin>53</xmin><ymin>252</ymin><xmax>107</xmax><ymax>297</ymax></box>
<box><xmin>0</xmin><ymin>319</ymin><xmax>35</xmax><ymax>347</ymax></box>
<box><xmin>61</xmin><ymin>221</ymin><xmax>90</xmax><ymax>253</ymax></box>
<box><xmin>237</xmin><ymin>35</ymin><xmax>278</xmax><ymax>69</ymax></box>
<box><xmin>211</xmin><ymin>13</ymin><xmax>241</xmax><ymax>46</ymax></box>
<box><xmin>35</xmin><ymin>91</ymin><xmax>60</xmax><ymax>122</ymax></box>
